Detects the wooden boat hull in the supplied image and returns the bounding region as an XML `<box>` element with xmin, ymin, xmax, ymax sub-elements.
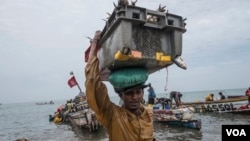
<box><xmin>154</xmin><ymin>119</ymin><xmax>201</xmax><ymax>129</ymax></box>
<box><xmin>36</xmin><ymin>102</ymin><xmax>54</xmax><ymax>105</ymax></box>
<box><xmin>181</xmin><ymin>96</ymin><xmax>249</xmax><ymax>113</ymax></box>
<box><xmin>67</xmin><ymin>110</ymin><xmax>100</xmax><ymax>132</ymax></box>
<box><xmin>153</xmin><ymin>107</ymin><xmax>201</xmax><ymax>129</ymax></box>
<box><xmin>227</xmin><ymin>104</ymin><xmax>250</xmax><ymax>114</ymax></box>
<box><xmin>153</xmin><ymin>107</ymin><xmax>195</xmax><ymax>121</ymax></box>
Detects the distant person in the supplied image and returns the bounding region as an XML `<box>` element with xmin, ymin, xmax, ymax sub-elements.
<box><xmin>245</xmin><ymin>87</ymin><xmax>250</xmax><ymax>104</ymax></box>
<box><xmin>49</xmin><ymin>114</ymin><xmax>54</xmax><ymax>122</ymax></box>
<box><xmin>205</xmin><ymin>93</ymin><xmax>214</xmax><ymax>101</ymax></box>
<box><xmin>169</xmin><ymin>91</ymin><xmax>183</xmax><ymax>108</ymax></box>
<box><xmin>147</xmin><ymin>83</ymin><xmax>156</xmax><ymax>105</ymax></box>
<box><xmin>53</xmin><ymin>111</ymin><xmax>62</xmax><ymax>123</ymax></box>
<box><xmin>218</xmin><ymin>92</ymin><xmax>226</xmax><ymax>100</ymax></box>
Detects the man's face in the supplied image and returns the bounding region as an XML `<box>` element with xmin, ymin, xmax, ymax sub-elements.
<box><xmin>121</xmin><ymin>87</ymin><xmax>144</xmax><ymax>111</ymax></box>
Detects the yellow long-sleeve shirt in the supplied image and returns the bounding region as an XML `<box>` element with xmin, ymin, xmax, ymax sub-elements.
<box><xmin>205</xmin><ymin>94</ymin><xmax>214</xmax><ymax>101</ymax></box>
<box><xmin>85</xmin><ymin>56</ymin><xmax>154</xmax><ymax>141</ymax></box>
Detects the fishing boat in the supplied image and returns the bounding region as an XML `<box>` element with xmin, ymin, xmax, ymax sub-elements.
<box><xmin>67</xmin><ymin>109</ymin><xmax>101</xmax><ymax>132</ymax></box>
<box><xmin>64</xmin><ymin>97</ymin><xmax>102</xmax><ymax>132</ymax></box>
<box><xmin>65</xmin><ymin>72</ymin><xmax>103</xmax><ymax>132</ymax></box>
<box><xmin>36</xmin><ymin>100</ymin><xmax>54</xmax><ymax>105</ymax></box>
<box><xmin>228</xmin><ymin>104</ymin><xmax>250</xmax><ymax>115</ymax></box>
<box><xmin>181</xmin><ymin>95</ymin><xmax>249</xmax><ymax>114</ymax></box>
<box><xmin>155</xmin><ymin>119</ymin><xmax>202</xmax><ymax>129</ymax></box>
<box><xmin>153</xmin><ymin>107</ymin><xmax>201</xmax><ymax>129</ymax></box>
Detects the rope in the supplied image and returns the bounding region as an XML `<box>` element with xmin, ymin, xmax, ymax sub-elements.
<box><xmin>164</xmin><ymin>67</ymin><xmax>169</xmax><ymax>93</ymax></box>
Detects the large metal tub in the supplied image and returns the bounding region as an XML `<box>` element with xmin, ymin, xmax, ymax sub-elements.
<box><xmin>97</xmin><ymin>5</ymin><xmax>187</xmax><ymax>81</ymax></box>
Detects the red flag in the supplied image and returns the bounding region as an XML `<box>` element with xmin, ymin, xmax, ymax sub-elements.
<box><xmin>67</xmin><ymin>76</ymin><xmax>78</xmax><ymax>88</ymax></box>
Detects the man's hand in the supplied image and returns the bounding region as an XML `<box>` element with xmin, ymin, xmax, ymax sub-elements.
<box><xmin>89</xmin><ymin>30</ymin><xmax>102</xmax><ymax>58</ymax></box>
<box><xmin>93</xmin><ymin>30</ymin><xmax>102</xmax><ymax>42</ymax></box>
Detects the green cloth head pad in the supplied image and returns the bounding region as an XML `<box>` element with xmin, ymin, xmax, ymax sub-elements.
<box><xmin>109</xmin><ymin>67</ymin><xmax>148</xmax><ymax>91</ymax></box>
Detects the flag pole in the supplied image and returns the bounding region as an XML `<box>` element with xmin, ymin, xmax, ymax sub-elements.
<box><xmin>70</xmin><ymin>71</ymin><xmax>82</xmax><ymax>93</ymax></box>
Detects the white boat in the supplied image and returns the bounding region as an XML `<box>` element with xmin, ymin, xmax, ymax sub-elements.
<box><xmin>153</xmin><ymin>107</ymin><xmax>201</xmax><ymax>129</ymax></box>
<box><xmin>67</xmin><ymin>109</ymin><xmax>100</xmax><ymax>132</ymax></box>
<box><xmin>181</xmin><ymin>95</ymin><xmax>249</xmax><ymax>113</ymax></box>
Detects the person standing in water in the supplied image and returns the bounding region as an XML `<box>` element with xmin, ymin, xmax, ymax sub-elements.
<box><xmin>147</xmin><ymin>83</ymin><xmax>156</xmax><ymax>106</ymax></box>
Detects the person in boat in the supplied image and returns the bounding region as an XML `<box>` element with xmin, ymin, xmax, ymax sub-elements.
<box><xmin>155</xmin><ymin>97</ymin><xmax>171</xmax><ymax>109</ymax></box>
<box><xmin>245</xmin><ymin>87</ymin><xmax>250</xmax><ymax>104</ymax></box>
<box><xmin>218</xmin><ymin>92</ymin><xmax>226</xmax><ymax>100</ymax></box>
<box><xmin>85</xmin><ymin>30</ymin><xmax>154</xmax><ymax>141</ymax></box>
<box><xmin>205</xmin><ymin>93</ymin><xmax>214</xmax><ymax>101</ymax></box>
<box><xmin>62</xmin><ymin>100</ymin><xmax>74</xmax><ymax>122</ymax></box>
<box><xmin>49</xmin><ymin>114</ymin><xmax>54</xmax><ymax>122</ymax></box>
<box><xmin>53</xmin><ymin>111</ymin><xmax>62</xmax><ymax>123</ymax></box>
<box><xmin>169</xmin><ymin>91</ymin><xmax>183</xmax><ymax>108</ymax></box>
<box><xmin>147</xmin><ymin>83</ymin><xmax>156</xmax><ymax>106</ymax></box>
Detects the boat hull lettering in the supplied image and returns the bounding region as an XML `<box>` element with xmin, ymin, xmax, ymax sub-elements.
<box><xmin>194</xmin><ymin>103</ymin><xmax>234</xmax><ymax>113</ymax></box>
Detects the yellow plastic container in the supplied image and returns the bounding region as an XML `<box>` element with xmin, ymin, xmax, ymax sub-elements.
<box><xmin>114</xmin><ymin>51</ymin><xmax>130</xmax><ymax>61</ymax></box>
<box><xmin>156</xmin><ymin>52</ymin><xmax>164</xmax><ymax>61</ymax></box>
<box><xmin>160</xmin><ymin>56</ymin><xmax>171</xmax><ymax>62</ymax></box>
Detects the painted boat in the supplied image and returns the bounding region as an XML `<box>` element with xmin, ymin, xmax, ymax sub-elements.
<box><xmin>153</xmin><ymin>107</ymin><xmax>201</xmax><ymax>129</ymax></box>
<box><xmin>181</xmin><ymin>96</ymin><xmax>249</xmax><ymax>114</ymax></box>
<box><xmin>154</xmin><ymin>119</ymin><xmax>202</xmax><ymax>129</ymax></box>
<box><xmin>153</xmin><ymin>107</ymin><xmax>195</xmax><ymax>120</ymax></box>
<box><xmin>227</xmin><ymin>104</ymin><xmax>250</xmax><ymax>115</ymax></box>
<box><xmin>67</xmin><ymin>109</ymin><xmax>101</xmax><ymax>132</ymax></box>
<box><xmin>50</xmin><ymin>96</ymin><xmax>102</xmax><ymax>132</ymax></box>
<box><xmin>36</xmin><ymin>101</ymin><xmax>54</xmax><ymax>105</ymax></box>
<box><xmin>66</xmin><ymin>101</ymin><xmax>101</xmax><ymax>132</ymax></box>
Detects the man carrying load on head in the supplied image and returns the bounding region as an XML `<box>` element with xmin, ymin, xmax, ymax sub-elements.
<box><xmin>85</xmin><ymin>30</ymin><xmax>155</xmax><ymax>141</ymax></box>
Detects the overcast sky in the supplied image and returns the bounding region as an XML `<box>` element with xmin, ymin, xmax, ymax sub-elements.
<box><xmin>1</xmin><ymin>0</ymin><xmax>250</xmax><ymax>104</ymax></box>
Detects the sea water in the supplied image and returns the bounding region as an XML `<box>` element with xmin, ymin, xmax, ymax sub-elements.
<box><xmin>0</xmin><ymin>88</ymin><xmax>249</xmax><ymax>141</ymax></box>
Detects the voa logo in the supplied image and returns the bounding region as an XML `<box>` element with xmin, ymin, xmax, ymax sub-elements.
<box><xmin>226</xmin><ymin>129</ymin><xmax>246</xmax><ymax>136</ymax></box>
